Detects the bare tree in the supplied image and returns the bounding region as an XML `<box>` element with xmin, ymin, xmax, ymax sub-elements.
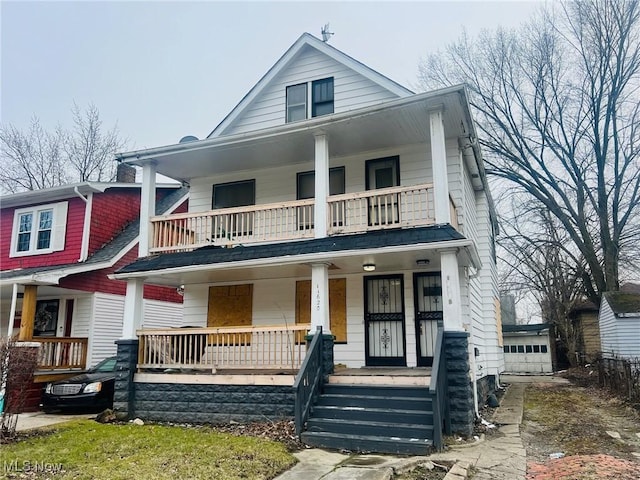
<box><xmin>0</xmin><ymin>104</ymin><xmax>127</xmax><ymax>194</ymax></box>
<box><xmin>419</xmin><ymin>0</ymin><xmax>640</xmax><ymax>304</ymax></box>
<box><xmin>498</xmin><ymin>202</ymin><xmax>585</xmax><ymax>365</ymax></box>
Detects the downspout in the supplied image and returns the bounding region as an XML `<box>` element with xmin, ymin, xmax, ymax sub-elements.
<box><xmin>74</xmin><ymin>187</ymin><xmax>92</xmax><ymax>262</ymax></box>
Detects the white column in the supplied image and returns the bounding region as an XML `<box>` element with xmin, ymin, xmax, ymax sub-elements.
<box><xmin>138</xmin><ymin>162</ymin><xmax>157</xmax><ymax>257</ymax></box>
<box><xmin>310</xmin><ymin>263</ymin><xmax>331</xmax><ymax>334</ymax></box>
<box><xmin>440</xmin><ymin>249</ymin><xmax>464</xmax><ymax>331</ymax></box>
<box><xmin>430</xmin><ymin>107</ymin><xmax>450</xmax><ymax>224</ymax></box>
<box><xmin>7</xmin><ymin>283</ymin><xmax>19</xmax><ymax>337</ymax></box>
<box><xmin>314</xmin><ymin>133</ymin><xmax>329</xmax><ymax>239</ymax></box>
<box><xmin>121</xmin><ymin>278</ymin><xmax>145</xmax><ymax>339</ymax></box>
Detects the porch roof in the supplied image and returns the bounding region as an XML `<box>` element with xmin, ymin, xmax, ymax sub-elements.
<box><xmin>113</xmin><ymin>225</ymin><xmax>478</xmax><ymax>285</ymax></box>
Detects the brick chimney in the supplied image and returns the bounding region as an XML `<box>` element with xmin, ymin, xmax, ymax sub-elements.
<box><xmin>116</xmin><ymin>163</ymin><xmax>136</xmax><ymax>183</ymax></box>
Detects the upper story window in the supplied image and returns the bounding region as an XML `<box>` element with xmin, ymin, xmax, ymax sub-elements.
<box><xmin>10</xmin><ymin>202</ymin><xmax>68</xmax><ymax>257</ymax></box>
<box><xmin>286</xmin><ymin>77</ymin><xmax>334</xmax><ymax>123</ymax></box>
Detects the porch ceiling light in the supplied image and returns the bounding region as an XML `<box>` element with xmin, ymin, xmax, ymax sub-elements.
<box><xmin>363</xmin><ymin>263</ymin><xmax>376</xmax><ymax>272</ymax></box>
<box><xmin>416</xmin><ymin>259</ymin><xmax>430</xmax><ymax>266</ymax></box>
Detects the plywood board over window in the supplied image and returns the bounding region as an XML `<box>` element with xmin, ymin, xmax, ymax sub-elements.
<box><xmin>296</xmin><ymin>279</ymin><xmax>347</xmax><ymax>343</ymax></box>
<box><xmin>207</xmin><ymin>284</ymin><xmax>253</xmax><ymax>328</ymax></box>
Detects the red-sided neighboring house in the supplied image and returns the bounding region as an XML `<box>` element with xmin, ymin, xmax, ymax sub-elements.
<box><xmin>0</xmin><ymin>180</ymin><xmax>189</xmax><ymax>395</ymax></box>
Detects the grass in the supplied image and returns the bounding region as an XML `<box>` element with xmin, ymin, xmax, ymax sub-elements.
<box><xmin>523</xmin><ymin>384</ymin><xmax>637</xmax><ymax>457</ymax></box>
<box><xmin>0</xmin><ymin>420</ymin><xmax>296</xmax><ymax>479</ymax></box>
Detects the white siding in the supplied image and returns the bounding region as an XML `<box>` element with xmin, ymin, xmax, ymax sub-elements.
<box><xmin>89</xmin><ymin>293</ymin><xmax>124</xmax><ymax>367</ymax></box>
<box><xmin>225</xmin><ymin>46</ymin><xmax>400</xmax><ymax>136</ymax></box>
<box><xmin>188</xmin><ymin>143</ymin><xmax>433</xmax><ymax>214</ymax></box>
<box><xmin>598</xmin><ymin>299</ymin><xmax>618</xmax><ymax>354</ymax></box>
<box><xmin>142</xmin><ymin>299</ymin><xmax>184</xmax><ymax>329</ymax></box>
<box><xmin>599</xmin><ymin>298</ymin><xmax>640</xmax><ymax>358</ymax></box>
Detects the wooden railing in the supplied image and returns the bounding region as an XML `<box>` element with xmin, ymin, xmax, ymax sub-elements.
<box><xmin>294</xmin><ymin>326</ymin><xmax>324</xmax><ymax>435</ymax></box>
<box><xmin>150</xmin><ymin>200</ymin><xmax>315</xmax><ymax>253</ymax></box>
<box><xmin>37</xmin><ymin>337</ymin><xmax>88</xmax><ymax>370</ymax></box>
<box><xmin>429</xmin><ymin>328</ymin><xmax>450</xmax><ymax>451</ymax></box>
<box><xmin>327</xmin><ymin>183</ymin><xmax>434</xmax><ymax>234</ymax></box>
<box><xmin>137</xmin><ymin>324</ymin><xmax>311</xmax><ymax>371</ymax></box>
<box><xmin>149</xmin><ymin>184</ymin><xmax>436</xmax><ymax>252</ymax></box>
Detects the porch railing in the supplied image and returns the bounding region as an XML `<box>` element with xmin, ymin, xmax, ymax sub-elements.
<box><xmin>149</xmin><ymin>184</ymin><xmax>436</xmax><ymax>252</ymax></box>
<box><xmin>429</xmin><ymin>328</ymin><xmax>450</xmax><ymax>451</ymax></box>
<box><xmin>150</xmin><ymin>199</ymin><xmax>315</xmax><ymax>253</ymax></box>
<box><xmin>294</xmin><ymin>326</ymin><xmax>324</xmax><ymax>435</ymax></box>
<box><xmin>36</xmin><ymin>337</ymin><xmax>88</xmax><ymax>370</ymax></box>
<box><xmin>136</xmin><ymin>324</ymin><xmax>311</xmax><ymax>371</ymax></box>
<box><xmin>327</xmin><ymin>183</ymin><xmax>434</xmax><ymax>234</ymax></box>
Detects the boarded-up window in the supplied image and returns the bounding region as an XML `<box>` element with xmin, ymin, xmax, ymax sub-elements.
<box><xmin>295</xmin><ymin>279</ymin><xmax>347</xmax><ymax>343</ymax></box>
<box><xmin>207</xmin><ymin>284</ymin><xmax>253</xmax><ymax>328</ymax></box>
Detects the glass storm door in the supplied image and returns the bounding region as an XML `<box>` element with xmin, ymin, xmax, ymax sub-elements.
<box><xmin>414</xmin><ymin>272</ymin><xmax>443</xmax><ymax>367</ymax></box>
<box><xmin>364</xmin><ymin>275</ymin><xmax>406</xmax><ymax>366</ymax></box>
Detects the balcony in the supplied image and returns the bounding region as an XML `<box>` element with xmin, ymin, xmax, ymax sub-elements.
<box><xmin>150</xmin><ymin>183</ymin><xmax>435</xmax><ymax>253</ymax></box>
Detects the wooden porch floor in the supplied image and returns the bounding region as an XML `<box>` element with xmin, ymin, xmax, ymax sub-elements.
<box><xmin>330</xmin><ymin>367</ymin><xmax>432</xmax><ymax>386</ymax></box>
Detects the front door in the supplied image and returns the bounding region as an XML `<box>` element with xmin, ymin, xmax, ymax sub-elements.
<box><xmin>414</xmin><ymin>272</ymin><xmax>443</xmax><ymax>367</ymax></box>
<box><xmin>364</xmin><ymin>275</ymin><xmax>406</xmax><ymax>366</ymax></box>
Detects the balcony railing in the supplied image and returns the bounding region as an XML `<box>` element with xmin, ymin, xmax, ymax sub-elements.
<box><xmin>137</xmin><ymin>324</ymin><xmax>311</xmax><ymax>371</ymax></box>
<box><xmin>150</xmin><ymin>183</ymin><xmax>436</xmax><ymax>253</ymax></box>
<box><xmin>37</xmin><ymin>337</ymin><xmax>88</xmax><ymax>370</ymax></box>
<box><xmin>327</xmin><ymin>183</ymin><xmax>434</xmax><ymax>234</ymax></box>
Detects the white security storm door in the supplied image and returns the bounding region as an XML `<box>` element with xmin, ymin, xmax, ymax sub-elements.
<box><xmin>364</xmin><ymin>275</ymin><xmax>406</xmax><ymax>366</ymax></box>
<box><xmin>413</xmin><ymin>272</ymin><xmax>443</xmax><ymax>367</ymax></box>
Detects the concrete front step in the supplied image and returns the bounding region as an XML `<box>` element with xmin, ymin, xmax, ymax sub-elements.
<box><xmin>301</xmin><ymin>431</ymin><xmax>434</xmax><ymax>455</ymax></box>
<box><xmin>321</xmin><ymin>384</ymin><xmax>432</xmax><ymax>398</ymax></box>
<box><xmin>316</xmin><ymin>393</ymin><xmax>431</xmax><ymax>410</ymax></box>
<box><xmin>328</xmin><ymin>375</ymin><xmax>430</xmax><ymax>386</ymax></box>
<box><xmin>311</xmin><ymin>405</ymin><xmax>433</xmax><ymax>424</ymax></box>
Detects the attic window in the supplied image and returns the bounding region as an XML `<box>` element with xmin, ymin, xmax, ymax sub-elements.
<box><xmin>10</xmin><ymin>201</ymin><xmax>68</xmax><ymax>257</ymax></box>
<box><xmin>286</xmin><ymin>77</ymin><xmax>334</xmax><ymax>123</ymax></box>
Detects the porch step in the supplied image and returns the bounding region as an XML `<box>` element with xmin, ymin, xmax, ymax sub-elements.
<box><xmin>302</xmin><ymin>383</ymin><xmax>435</xmax><ymax>455</ymax></box>
<box><xmin>300</xmin><ymin>431</ymin><xmax>433</xmax><ymax>456</ymax></box>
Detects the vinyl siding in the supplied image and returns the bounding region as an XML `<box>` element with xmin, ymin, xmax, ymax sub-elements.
<box><xmin>599</xmin><ymin>298</ymin><xmax>640</xmax><ymax>358</ymax></box>
<box><xmin>188</xmin><ymin>143</ymin><xmax>434</xmax><ymax>214</ymax></box>
<box><xmin>89</xmin><ymin>293</ymin><xmax>125</xmax><ymax>366</ymax></box>
<box><xmin>598</xmin><ymin>299</ymin><xmax>618</xmax><ymax>354</ymax></box>
<box><xmin>142</xmin><ymin>299</ymin><xmax>185</xmax><ymax>328</ymax></box>
<box><xmin>224</xmin><ymin>45</ymin><xmax>400</xmax><ymax>136</ymax></box>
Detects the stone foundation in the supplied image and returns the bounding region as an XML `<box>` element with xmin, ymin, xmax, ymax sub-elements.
<box><xmin>444</xmin><ymin>331</ymin><xmax>474</xmax><ymax>437</ymax></box>
<box><xmin>113</xmin><ymin>339</ymin><xmax>138</xmax><ymax>419</ymax></box>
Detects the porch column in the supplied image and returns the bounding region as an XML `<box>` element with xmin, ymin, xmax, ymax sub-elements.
<box><xmin>138</xmin><ymin>161</ymin><xmax>157</xmax><ymax>257</ymax></box>
<box><xmin>310</xmin><ymin>263</ymin><xmax>331</xmax><ymax>334</ymax></box>
<box><xmin>121</xmin><ymin>278</ymin><xmax>144</xmax><ymax>340</ymax></box>
<box><xmin>439</xmin><ymin>249</ymin><xmax>464</xmax><ymax>332</ymax></box>
<box><xmin>18</xmin><ymin>285</ymin><xmax>37</xmax><ymax>341</ymax></box>
<box><xmin>429</xmin><ymin>107</ymin><xmax>450</xmax><ymax>224</ymax></box>
<box><xmin>7</xmin><ymin>283</ymin><xmax>19</xmax><ymax>337</ymax></box>
<box><xmin>314</xmin><ymin>133</ymin><xmax>329</xmax><ymax>239</ymax></box>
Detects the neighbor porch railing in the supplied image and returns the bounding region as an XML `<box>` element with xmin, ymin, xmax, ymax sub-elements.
<box><xmin>149</xmin><ymin>184</ymin><xmax>436</xmax><ymax>253</ymax></box>
<box><xmin>136</xmin><ymin>324</ymin><xmax>311</xmax><ymax>371</ymax></box>
<box><xmin>294</xmin><ymin>326</ymin><xmax>324</xmax><ymax>435</ymax></box>
<box><xmin>429</xmin><ymin>328</ymin><xmax>450</xmax><ymax>451</ymax></box>
<box><xmin>327</xmin><ymin>183</ymin><xmax>434</xmax><ymax>234</ymax></box>
<box><xmin>36</xmin><ymin>337</ymin><xmax>88</xmax><ymax>370</ymax></box>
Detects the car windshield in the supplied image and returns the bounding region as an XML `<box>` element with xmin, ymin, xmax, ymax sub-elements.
<box><xmin>91</xmin><ymin>358</ymin><xmax>117</xmax><ymax>373</ymax></box>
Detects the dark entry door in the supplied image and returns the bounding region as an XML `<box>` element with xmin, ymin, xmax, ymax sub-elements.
<box><xmin>364</xmin><ymin>275</ymin><xmax>406</xmax><ymax>366</ymax></box>
<box><xmin>414</xmin><ymin>272</ymin><xmax>443</xmax><ymax>367</ymax></box>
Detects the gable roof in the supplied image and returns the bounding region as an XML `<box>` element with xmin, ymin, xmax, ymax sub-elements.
<box><xmin>603</xmin><ymin>291</ymin><xmax>640</xmax><ymax>316</ymax></box>
<box><xmin>208</xmin><ymin>32</ymin><xmax>414</xmax><ymax>138</ymax></box>
<box><xmin>0</xmin><ymin>186</ymin><xmax>189</xmax><ymax>286</ymax></box>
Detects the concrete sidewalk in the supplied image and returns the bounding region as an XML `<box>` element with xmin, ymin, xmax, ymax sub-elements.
<box><xmin>13</xmin><ymin>411</ymin><xmax>95</xmax><ymax>432</ymax></box>
<box><xmin>275</xmin><ymin>374</ymin><xmax>569</xmax><ymax>480</ymax></box>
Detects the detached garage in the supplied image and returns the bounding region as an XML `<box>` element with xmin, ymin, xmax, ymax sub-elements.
<box><xmin>502</xmin><ymin>323</ymin><xmax>553</xmax><ymax>374</ymax></box>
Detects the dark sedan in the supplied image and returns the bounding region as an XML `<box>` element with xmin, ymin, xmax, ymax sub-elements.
<box><xmin>42</xmin><ymin>356</ymin><xmax>117</xmax><ymax>412</ymax></box>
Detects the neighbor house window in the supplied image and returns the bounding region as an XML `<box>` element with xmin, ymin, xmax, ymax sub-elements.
<box><xmin>10</xmin><ymin>202</ymin><xmax>68</xmax><ymax>257</ymax></box>
<box><xmin>286</xmin><ymin>77</ymin><xmax>334</xmax><ymax>123</ymax></box>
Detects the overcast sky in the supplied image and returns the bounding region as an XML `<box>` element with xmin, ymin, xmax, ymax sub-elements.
<box><xmin>2</xmin><ymin>1</ymin><xmax>542</xmax><ymax>152</ymax></box>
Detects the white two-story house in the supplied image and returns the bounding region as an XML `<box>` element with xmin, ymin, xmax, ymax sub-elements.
<box><xmin>112</xmin><ymin>33</ymin><xmax>504</xmax><ymax>454</ymax></box>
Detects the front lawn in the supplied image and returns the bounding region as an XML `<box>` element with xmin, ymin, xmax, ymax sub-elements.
<box><xmin>0</xmin><ymin>420</ymin><xmax>296</xmax><ymax>479</ymax></box>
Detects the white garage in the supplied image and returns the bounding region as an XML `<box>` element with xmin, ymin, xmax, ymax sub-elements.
<box><xmin>502</xmin><ymin>323</ymin><xmax>553</xmax><ymax>374</ymax></box>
